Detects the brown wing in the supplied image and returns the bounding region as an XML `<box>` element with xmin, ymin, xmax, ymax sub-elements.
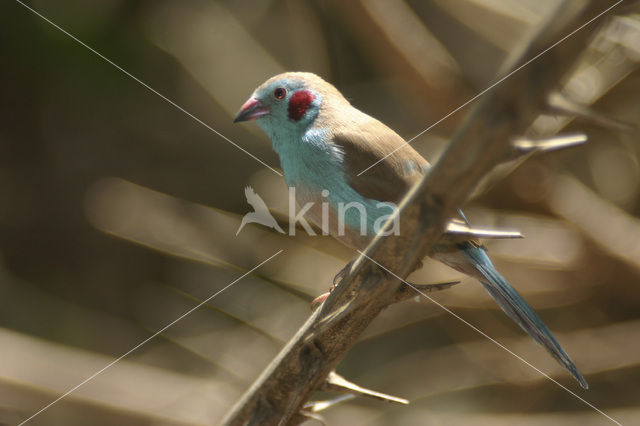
<box><xmin>331</xmin><ymin>118</ymin><xmax>429</xmax><ymax>203</ymax></box>
<box><xmin>330</xmin><ymin>115</ymin><xmax>476</xmax><ymax>246</ymax></box>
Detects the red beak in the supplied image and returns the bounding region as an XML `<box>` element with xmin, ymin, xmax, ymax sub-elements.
<box><xmin>233</xmin><ymin>98</ymin><xmax>270</xmax><ymax>123</ymax></box>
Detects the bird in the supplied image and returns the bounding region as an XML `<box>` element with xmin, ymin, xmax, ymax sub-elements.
<box><xmin>233</xmin><ymin>72</ymin><xmax>588</xmax><ymax>389</ymax></box>
<box><xmin>236</xmin><ymin>186</ymin><xmax>285</xmax><ymax>235</ymax></box>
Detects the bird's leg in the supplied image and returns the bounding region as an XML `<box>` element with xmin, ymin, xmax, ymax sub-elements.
<box><xmin>311</xmin><ymin>260</ymin><xmax>355</xmax><ymax>310</ymax></box>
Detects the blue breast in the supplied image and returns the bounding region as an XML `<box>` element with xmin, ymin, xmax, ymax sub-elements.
<box><xmin>274</xmin><ymin>128</ymin><xmax>389</xmax><ymax>234</ymax></box>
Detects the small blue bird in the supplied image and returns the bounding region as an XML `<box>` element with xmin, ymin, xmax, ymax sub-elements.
<box><xmin>234</xmin><ymin>72</ymin><xmax>588</xmax><ymax>389</ymax></box>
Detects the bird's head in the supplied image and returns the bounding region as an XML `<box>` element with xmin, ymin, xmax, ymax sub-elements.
<box><xmin>234</xmin><ymin>72</ymin><xmax>346</xmax><ymax>139</ymax></box>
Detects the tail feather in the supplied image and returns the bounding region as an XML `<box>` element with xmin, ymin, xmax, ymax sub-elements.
<box><xmin>461</xmin><ymin>243</ymin><xmax>588</xmax><ymax>389</ymax></box>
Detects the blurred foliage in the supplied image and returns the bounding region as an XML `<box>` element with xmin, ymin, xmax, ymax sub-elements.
<box><xmin>1</xmin><ymin>1</ymin><xmax>639</xmax><ymax>425</ymax></box>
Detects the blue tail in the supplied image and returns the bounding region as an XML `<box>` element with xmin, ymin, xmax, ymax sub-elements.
<box><xmin>461</xmin><ymin>243</ymin><xmax>588</xmax><ymax>389</ymax></box>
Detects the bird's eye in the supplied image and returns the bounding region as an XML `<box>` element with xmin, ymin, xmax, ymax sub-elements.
<box><xmin>274</xmin><ymin>87</ymin><xmax>286</xmax><ymax>100</ymax></box>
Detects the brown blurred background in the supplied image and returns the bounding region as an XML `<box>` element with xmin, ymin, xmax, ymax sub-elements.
<box><xmin>1</xmin><ymin>1</ymin><xmax>639</xmax><ymax>425</ymax></box>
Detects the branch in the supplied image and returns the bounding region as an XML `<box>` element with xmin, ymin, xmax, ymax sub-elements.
<box><xmin>221</xmin><ymin>2</ymin><xmax>616</xmax><ymax>424</ymax></box>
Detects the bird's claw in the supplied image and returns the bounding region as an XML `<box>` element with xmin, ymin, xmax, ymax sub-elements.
<box><xmin>311</xmin><ymin>260</ymin><xmax>355</xmax><ymax>310</ymax></box>
<box><xmin>333</xmin><ymin>260</ymin><xmax>354</xmax><ymax>287</ymax></box>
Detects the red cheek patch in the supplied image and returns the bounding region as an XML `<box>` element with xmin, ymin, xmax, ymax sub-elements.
<box><xmin>288</xmin><ymin>90</ymin><xmax>314</xmax><ymax>121</ymax></box>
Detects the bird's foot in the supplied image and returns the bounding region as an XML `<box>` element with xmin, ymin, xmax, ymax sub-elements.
<box><xmin>311</xmin><ymin>260</ymin><xmax>355</xmax><ymax>310</ymax></box>
<box><xmin>311</xmin><ymin>288</ymin><xmax>333</xmax><ymax>310</ymax></box>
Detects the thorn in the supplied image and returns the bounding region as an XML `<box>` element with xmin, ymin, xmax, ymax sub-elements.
<box><xmin>297</xmin><ymin>409</ymin><xmax>329</xmax><ymax>425</ymax></box>
<box><xmin>322</xmin><ymin>372</ymin><xmax>409</xmax><ymax>405</ymax></box>
<box><xmin>444</xmin><ymin>220</ymin><xmax>524</xmax><ymax>242</ymax></box>
<box><xmin>512</xmin><ymin>133</ymin><xmax>587</xmax><ymax>154</ymax></box>
<box><xmin>304</xmin><ymin>394</ymin><xmax>356</xmax><ymax>414</ymax></box>
<box><xmin>393</xmin><ymin>280</ymin><xmax>460</xmax><ymax>304</ymax></box>
<box><xmin>547</xmin><ymin>92</ymin><xmax>637</xmax><ymax>132</ymax></box>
